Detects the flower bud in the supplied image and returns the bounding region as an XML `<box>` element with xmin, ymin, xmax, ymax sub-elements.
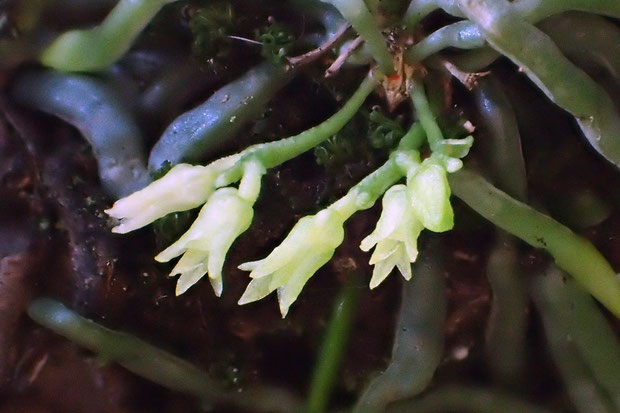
<box><xmin>407</xmin><ymin>158</ymin><xmax>454</xmax><ymax>233</ymax></box>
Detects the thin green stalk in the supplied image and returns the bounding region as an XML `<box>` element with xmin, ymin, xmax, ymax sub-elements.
<box><xmin>397</xmin><ymin>122</ymin><xmax>425</xmax><ymax>151</ymax></box>
<box><xmin>410</xmin><ymin>82</ymin><xmax>443</xmax><ymax>152</ymax></box>
<box><xmin>217</xmin><ymin>73</ymin><xmax>379</xmax><ymax>186</ymax></box>
<box><xmin>531</xmin><ymin>266</ymin><xmax>618</xmax><ymax>413</ymax></box>
<box><xmin>387</xmin><ymin>385</ymin><xmax>555</xmax><ymax>413</ymax></box>
<box><xmin>305</xmin><ymin>280</ymin><xmax>359</xmax><ymax>413</ymax></box>
<box><xmin>28</xmin><ymin>298</ymin><xmax>299</xmax><ymax>413</ymax></box>
<box><xmin>27</xmin><ymin>298</ymin><xmax>301</xmax><ymax>412</ymax></box>
<box><xmin>330</xmin><ymin>122</ymin><xmax>425</xmax><ymax>218</ymax></box>
<box><xmin>42</xmin><ymin>0</ymin><xmax>176</xmax><ymax>72</ymax></box>
<box><xmin>457</xmin><ymin>0</ymin><xmax>620</xmax><ymax>168</ymax></box>
<box><xmin>323</xmin><ymin>0</ymin><xmax>394</xmax><ymax>74</ymax></box>
<box><xmin>448</xmin><ymin>168</ymin><xmax>620</xmax><ymax>318</ymax></box>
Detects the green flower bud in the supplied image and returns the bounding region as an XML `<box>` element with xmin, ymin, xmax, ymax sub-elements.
<box><xmin>407</xmin><ymin>158</ymin><xmax>454</xmax><ymax>232</ymax></box>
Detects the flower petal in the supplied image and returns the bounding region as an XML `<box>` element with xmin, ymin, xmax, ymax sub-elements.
<box><xmin>171</xmin><ymin>249</ymin><xmax>210</xmax><ymax>295</ymax></box>
<box><xmin>369</xmin><ymin>246</ymin><xmax>410</xmax><ymax>288</ymax></box>
<box><xmin>404</xmin><ymin>218</ymin><xmax>423</xmax><ymax>262</ymax></box>
<box><xmin>369</xmin><ymin>239</ymin><xmax>400</xmax><ymax>264</ymax></box>
<box><xmin>277</xmin><ymin>250</ymin><xmax>333</xmax><ymax>317</ymax></box>
<box><xmin>238</xmin><ymin>275</ymin><xmax>274</xmax><ymax>305</ymax></box>
<box><xmin>238</xmin><ymin>259</ymin><xmax>263</xmax><ymax>272</ymax></box>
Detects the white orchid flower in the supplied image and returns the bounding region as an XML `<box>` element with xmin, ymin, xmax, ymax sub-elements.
<box><xmin>407</xmin><ymin>157</ymin><xmax>454</xmax><ymax>233</ymax></box>
<box><xmin>154</xmin><ymin>159</ymin><xmax>265</xmax><ymax>296</ymax></box>
<box><xmin>155</xmin><ymin>187</ymin><xmax>254</xmax><ymax>296</ymax></box>
<box><xmin>238</xmin><ymin>208</ymin><xmax>346</xmax><ymax>317</ymax></box>
<box><xmin>106</xmin><ymin>155</ymin><xmax>240</xmax><ymax>234</ymax></box>
<box><xmin>360</xmin><ymin>185</ymin><xmax>423</xmax><ymax>288</ymax></box>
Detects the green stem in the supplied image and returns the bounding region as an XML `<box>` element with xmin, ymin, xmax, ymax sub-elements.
<box><xmin>324</xmin><ymin>0</ymin><xmax>394</xmax><ymax>74</ymax></box>
<box><xmin>330</xmin><ymin>122</ymin><xmax>425</xmax><ymax>219</ymax></box>
<box><xmin>410</xmin><ymin>82</ymin><xmax>444</xmax><ymax>152</ymax></box>
<box><xmin>539</xmin><ymin>12</ymin><xmax>620</xmax><ymax>79</ymax></box>
<box><xmin>448</xmin><ymin>168</ymin><xmax>620</xmax><ymax>318</ymax></box>
<box><xmin>513</xmin><ymin>0</ymin><xmax>620</xmax><ymax>22</ymax></box>
<box><xmin>330</xmin><ymin>157</ymin><xmax>404</xmax><ymax>219</ymax></box>
<box><xmin>531</xmin><ymin>266</ymin><xmax>619</xmax><ymax>413</ymax></box>
<box><xmin>41</xmin><ymin>0</ymin><xmax>176</xmax><ymax>72</ymax></box>
<box><xmin>404</xmin><ymin>0</ymin><xmax>463</xmax><ymax>30</ymax></box>
<box><xmin>398</xmin><ymin>122</ymin><xmax>426</xmax><ymax>151</ymax></box>
<box><xmin>485</xmin><ymin>233</ymin><xmax>526</xmax><ymax>385</ymax></box>
<box><xmin>217</xmin><ymin>73</ymin><xmax>379</xmax><ymax>186</ymax></box>
<box><xmin>305</xmin><ymin>280</ymin><xmax>359</xmax><ymax>413</ymax></box>
<box><xmin>387</xmin><ymin>385</ymin><xmax>555</xmax><ymax>413</ymax></box>
<box><xmin>457</xmin><ymin>0</ymin><xmax>620</xmax><ymax>168</ymax></box>
<box><xmin>27</xmin><ymin>298</ymin><xmax>300</xmax><ymax>412</ymax></box>
<box><xmin>405</xmin><ymin>21</ymin><xmax>485</xmax><ymax>62</ymax></box>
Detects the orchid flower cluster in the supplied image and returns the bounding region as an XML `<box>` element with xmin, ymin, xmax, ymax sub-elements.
<box><xmin>106</xmin><ymin>79</ymin><xmax>473</xmax><ymax>317</ymax></box>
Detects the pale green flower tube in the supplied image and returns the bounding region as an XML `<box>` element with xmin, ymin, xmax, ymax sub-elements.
<box><xmin>42</xmin><ymin>0</ymin><xmax>177</xmax><ymax>72</ymax></box>
<box><xmin>238</xmin><ymin>208</ymin><xmax>346</xmax><ymax>317</ymax></box>
<box><xmin>360</xmin><ymin>185</ymin><xmax>424</xmax><ymax>288</ymax></box>
<box><xmin>407</xmin><ymin>158</ymin><xmax>454</xmax><ymax>233</ymax></box>
<box><xmin>106</xmin><ymin>155</ymin><xmax>240</xmax><ymax>234</ymax></box>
